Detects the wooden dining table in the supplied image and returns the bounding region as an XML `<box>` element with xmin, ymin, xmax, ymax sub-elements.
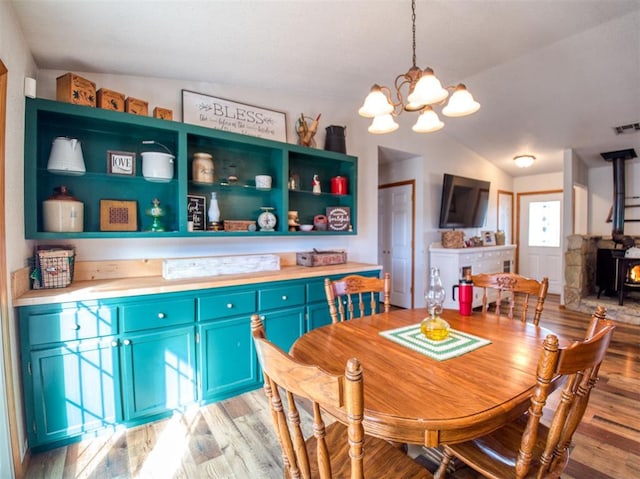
<box><xmin>290</xmin><ymin>308</ymin><xmax>561</xmax><ymax>448</ymax></box>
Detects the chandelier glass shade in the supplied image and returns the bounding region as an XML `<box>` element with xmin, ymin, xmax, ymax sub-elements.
<box><xmin>359</xmin><ymin>0</ymin><xmax>480</xmax><ymax>134</ymax></box>
<box><xmin>513</xmin><ymin>155</ymin><xmax>536</xmax><ymax>168</ymax></box>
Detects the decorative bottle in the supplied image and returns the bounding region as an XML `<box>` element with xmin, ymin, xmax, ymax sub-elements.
<box><xmin>421</xmin><ymin>267</ymin><xmax>450</xmax><ymax>340</ymax></box>
<box><xmin>208</xmin><ymin>192</ymin><xmax>221</xmax><ymax>226</ymax></box>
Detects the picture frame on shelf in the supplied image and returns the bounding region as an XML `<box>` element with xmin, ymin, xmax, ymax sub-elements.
<box><xmin>181</xmin><ymin>89</ymin><xmax>287</xmax><ymax>142</ymax></box>
<box><xmin>107</xmin><ymin>150</ymin><xmax>136</xmax><ymax>176</ymax></box>
<box><xmin>100</xmin><ymin>200</ymin><xmax>137</xmax><ymax>231</ymax></box>
<box><xmin>481</xmin><ymin>230</ymin><xmax>496</xmax><ymax>246</ymax></box>
<box><xmin>326</xmin><ymin>206</ymin><xmax>351</xmax><ymax>231</ymax></box>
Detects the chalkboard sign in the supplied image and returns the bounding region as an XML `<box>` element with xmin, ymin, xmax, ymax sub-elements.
<box><xmin>187</xmin><ymin>195</ymin><xmax>206</xmax><ymax>231</ymax></box>
<box><xmin>182</xmin><ymin>90</ymin><xmax>287</xmax><ymax>142</ymax></box>
<box><xmin>326</xmin><ymin>206</ymin><xmax>351</xmax><ymax>231</ymax></box>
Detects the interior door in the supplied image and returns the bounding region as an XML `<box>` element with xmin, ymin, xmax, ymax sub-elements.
<box><xmin>518</xmin><ymin>191</ymin><xmax>563</xmax><ymax>294</ymax></box>
<box><xmin>378</xmin><ymin>183</ymin><xmax>414</xmax><ymax>308</ymax></box>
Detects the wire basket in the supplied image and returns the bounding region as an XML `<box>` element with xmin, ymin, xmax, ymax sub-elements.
<box><xmin>30</xmin><ymin>246</ymin><xmax>76</xmax><ymax>289</ymax></box>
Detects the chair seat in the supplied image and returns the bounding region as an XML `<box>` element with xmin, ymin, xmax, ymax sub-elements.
<box><xmin>308</xmin><ymin>422</ymin><xmax>432</xmax><ymax>478</ymax></box>
<box><xmin>443</xmin><ymin>413</ymin><xmax>554</xmax><ymax>479</ymax></box>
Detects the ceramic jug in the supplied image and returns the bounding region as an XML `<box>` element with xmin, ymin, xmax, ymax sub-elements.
<box><xmin>47</xmin><ymin>137</ymin><xmax>86</xmax><ymax>175</ymax></box>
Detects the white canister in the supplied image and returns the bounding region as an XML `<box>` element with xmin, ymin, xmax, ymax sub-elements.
<box><xmin>141</xmin><ymin>151</ymin><xmax>175</xmax><ymax>182</ymax></box>
<box><xmin>43</xmin><ymin>186</ymin><xmax>84</xmax><ymax>232</ymax></box>
<box><xmin>255</xmin><ymin>175</ymin><xmax>272</xmax><ymax>189</ymax></box>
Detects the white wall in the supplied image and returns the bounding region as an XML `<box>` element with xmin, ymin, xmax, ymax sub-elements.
<box><xmin>378</xmin><ymin>129</ymin><xmax>514</xmax><ymax>307</ymax></box>
<box><xmin>1</xmin><ymin>0</ymin><xmax>38</xmax><ymax>473</ymax></box>
<box><xmin>588</xmin><ymin>159</ymin><xmax>640</xmax><ymax>236</ymax></box>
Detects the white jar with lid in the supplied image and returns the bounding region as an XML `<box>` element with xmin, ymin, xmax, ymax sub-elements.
<box><xmin>192</xmin><ymin>152</ymin><xmax>214</xmax><ymax>184</ymax></box>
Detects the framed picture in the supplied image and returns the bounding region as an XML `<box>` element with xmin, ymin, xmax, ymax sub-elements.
<box><xmin>187</xmin><ymin>194</ymin><xmax>206</xmax><ymax>231</ymax></box>
<box><xmin>107</xmin><ymin>150</ymin><xmax>136</xmax><ymax>176</ymax></box>
<box><xmin>100</xmin><ymin>200</ymin><xmax>137</xmax><ymax>231</ymax></box>
<box><xmin>182</xmin><ymin>89</ymin><xmax>287</xmax><ymax>142</ymax></box>
<box><xmin>482</xmin><ymin>230</ymin><xmax>496</xmax><ymax>246</ymax></box>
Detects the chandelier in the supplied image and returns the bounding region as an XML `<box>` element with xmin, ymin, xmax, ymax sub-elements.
<box><xmin>358</xmin><ymin>0</ymin><xmax>480</xmax><ymax>134</ymax></box>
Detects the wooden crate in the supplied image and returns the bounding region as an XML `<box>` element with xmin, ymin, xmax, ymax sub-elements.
<box><xmin>153</xmin><ymin>107</ymin><xmax>173</xmax><ymax>120</ymax></box>
<box><xmin>223</xmin><ymin>220</ymin><xmax>255</xmax><ymax>232</ymax></box>
<box><xmin>97</xmin><ymin>88</ymin><xmax>125</xmax><ymax>111</ymax></box>
<box><xmin>125</xmin><ymin>97</ymin><xmax>149</xmax><ymax>116</ymax></box>
<box><xmin>296</xmin><ymin>250</ymin><xmax>347</xmax><ymax>267</ymax></box>
<box><xmin>56</xmin><ymin>72</ymin><xmax>96</xmax><ymax>106</ymax></box>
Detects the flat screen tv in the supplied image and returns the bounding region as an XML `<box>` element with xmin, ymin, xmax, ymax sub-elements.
<box><xmin>438</xmin><ymin>173</ymin><xmax>490</xmax><ymax>228</ymax></box>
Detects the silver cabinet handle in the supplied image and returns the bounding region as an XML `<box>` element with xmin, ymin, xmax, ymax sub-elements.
<box><xmin>158</xmin><ymin>312</ymin><xmax>166</xmax><ymax>319</ymax></box>
<box><xmin>260</xmin><ymin>315</ymin><xmax>266</xmax><ymax>321</ymax></box>
<box><xmin>282</xmin><ymin>295</ymin><xmax>288</xmax><ymax>301</ymax></box>
<box><xmin>227</xmin><ymin>303</ymin><xmax>234</xmax><ymax>309</ymax></box>
<box><xmin>111</xmin><ymin>340</ymin><xmax>118</xmax><ymax>347</ymax></box>
<box><xmin>123</xmin><ymin>339</ymin><xmax>131</xmax><ymax>346</ymax></box>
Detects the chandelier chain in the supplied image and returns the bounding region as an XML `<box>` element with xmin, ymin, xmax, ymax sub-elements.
<box><xmin>411</xmin><ymin>0</ymin><xmax>417</xmax><ymax>68</ymax></box>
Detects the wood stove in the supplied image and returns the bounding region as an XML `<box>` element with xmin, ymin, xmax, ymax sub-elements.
<box><xmin>596</xmin><ymin>148</ymin><xmax>639</xmax><ymax>305</ymax></box>
<box><xmin>597</xmin><ymin>249</ymin><xmax>640</xmax><ymax>305</ymax></box>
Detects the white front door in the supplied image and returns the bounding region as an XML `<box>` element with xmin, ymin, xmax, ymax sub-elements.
<box><xmin>518</xmin><ymin>192</ymin><xmax>563</xmax><ymax>294</ymax></box>
<box><xmin>378</xmin><ymin>183</ymin><xmax>414</xmax><ymax>308</ymax></box>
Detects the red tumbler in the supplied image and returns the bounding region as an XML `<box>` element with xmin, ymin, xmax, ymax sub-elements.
<box><xmin>452</xmin><ymin>276</ymin><xmax>474</xmax><ymax>316</ymax></box>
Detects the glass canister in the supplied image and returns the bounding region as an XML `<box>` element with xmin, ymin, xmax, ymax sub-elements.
<box><xmin>192</xmin><ymin>152</ymin><xmax>214</xmax><ymax>184</ymax></box>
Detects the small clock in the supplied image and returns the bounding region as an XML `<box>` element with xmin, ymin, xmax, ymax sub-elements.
<box><xmin>257</xmin><ymin>207</ymin><xmax>277</xmax><ymax>231</ymax></box>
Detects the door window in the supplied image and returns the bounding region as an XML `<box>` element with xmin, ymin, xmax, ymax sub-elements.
<box><xmin>528</xmin><ymin>200</ymin><xmax>560</xmax><ymax>247</ymax></box>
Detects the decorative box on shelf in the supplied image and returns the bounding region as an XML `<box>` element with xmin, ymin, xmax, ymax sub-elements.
<box><xmin>56</xmin><ymin>72</ymin><xmax>96</xmax><ymax>107</ymax></box>
<box><xmin>223</xmin><ymin>220</ymin><xmax>256</xmax><ymax>232</ymax></box>
<box><xmin>153</xmin><ymin>107</ymin><xmax>173</xmax><ymax>120</ymax></box>
<box><xmin>125</xmin><ymin>97</ymin><xmax>149</xmax><ymax>116</ymax></box>
<box><xmin>97</xmin><ymin>88</ymin><xmax>125</xmax><ymax>111</ymax></box>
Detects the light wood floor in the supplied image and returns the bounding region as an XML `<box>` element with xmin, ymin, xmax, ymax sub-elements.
<box><xmin>25</xmin><ymin>296</ymin><xmax>640</xmax><ymax>479</ymax></box>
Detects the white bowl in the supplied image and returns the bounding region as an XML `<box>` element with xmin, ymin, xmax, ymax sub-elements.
<box><xmin>299</xmin><ymin>224</ymin><xmax>314</xmax><ymax>232</ymax></box>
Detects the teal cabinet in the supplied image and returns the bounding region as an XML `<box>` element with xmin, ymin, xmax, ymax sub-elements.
<box><xmin>261</xmin><ymin>307</ymin><xmax>306</xmax><ymax>353</ymax></box>
<box><xmin>28</xmin><ymin>338</ymin><xmax>120</xmax><ymax>447</ymax></box>
<box><xmin>197</xmin><ymin>288</ymin><xmax>258</xmax><ymax>402</ymax></box>
<box><xmin>24</xmin><ymin>98</ymin><xmax>357</xmax><ymax>238</ymax></box>
<box><xmin>18</xmin><ymin>268</ymin><xmax>380</xmax><ymax>450</ymax></box>
<box><xmin>120</xmin><ymin>326</ymin><xmax>197</xmax><ymax>421</ymax></box>
<box><xmin>198</xmin><ymin>317</ymin><xmax>258</xmax><ymax>402</ymax></box>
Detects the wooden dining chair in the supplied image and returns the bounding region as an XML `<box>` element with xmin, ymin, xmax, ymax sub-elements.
<box><xmin>434</xmin><ymin>305</ymin><xmax>615</xmax><ymax>479</ymax></box>
<box><xmin>471</xmin><ymin>272</ymin><xmax>549</xmax><ymax>325</ymax></box>
<box><xmin>251</xmin><ymin>314</ymin><xmax>431</xmax><ymax>479</ymax></box>
<box><xmin>324</xmin><ymin>272</ymin><xmax>391</xmax><ymax>323</ymax></box>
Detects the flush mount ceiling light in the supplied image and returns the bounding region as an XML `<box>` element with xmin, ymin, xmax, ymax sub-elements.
<box><xmin>358</xmin><ymin>0</ymin><xmax>480</xmax><ymax>134</ymax></box>
<box><xmin>513</xmin><ymin>155</ymin><xmax>536</xmax><ymax>168</ymax></box>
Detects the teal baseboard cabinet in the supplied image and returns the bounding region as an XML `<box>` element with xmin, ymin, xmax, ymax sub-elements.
<box><xmin>24</xmin><ymin>98</ymin><xmax>357</xmax><ymax>238</ymax></box>
<box><xmin>18</xmin><ymin>269</ymin><xmax>380</xmax><ymax>451</ymax></box>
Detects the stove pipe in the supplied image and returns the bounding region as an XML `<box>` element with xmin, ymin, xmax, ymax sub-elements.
<box><xmin>601</xmin><ymin>148</ymin><xmax>637</xmax><ymax>247</ymax></box>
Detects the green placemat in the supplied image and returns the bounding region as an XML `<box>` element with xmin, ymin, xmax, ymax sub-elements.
<box><xmin>379</xmin><ymin>323</ymin><xmax>491</xmax><ymax>361</ymax></box>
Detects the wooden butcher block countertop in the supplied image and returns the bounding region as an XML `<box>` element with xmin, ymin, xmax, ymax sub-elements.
<box><xmin>12</xmin><ymin>254</ymin><xmax>380</xmax><ymax>307</ymax></box>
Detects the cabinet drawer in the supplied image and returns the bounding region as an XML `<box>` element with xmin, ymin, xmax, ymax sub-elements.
<box><xmin>198</xmin><ymin>290</ymin><xmax>257</xmax><ymax>321</ymax></box>
<box><xmin>122</xmin><ymin>297</ymin><xmax>195</xmax><ymax>333</ymax></box>
<box><xmin>259</xmin><ymin>284</ymin><xmax>305</xmax><ymax>311</ymax></box>
<box><xmin>27</xmin><ymin>305</ymin><xmax>119</xmax><ymax>346</ymax></box>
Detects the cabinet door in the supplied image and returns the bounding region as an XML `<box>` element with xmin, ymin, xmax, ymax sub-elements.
<box><xmin>306</xmin><ymin>302</ymin><xmax>332</xmax><ymax>331</ymax></box>
<box><xmin>261</xmin><ymin>307</ymin><xmax>305</xmax><ymax>353</ymax></box>
<box><xmin>120</xmin><ymin>326</ymin><xmax>196</xmax><ymax>421</ymax></box>
<box><xmin>199</xmin><ymin>316</ymin><xmax>258</xmax><ymax>402</ymax></box>
<box><xmin>28</xmin><ymin>338</ymin><xmax>120</xmax><ymax>447</ymax></box>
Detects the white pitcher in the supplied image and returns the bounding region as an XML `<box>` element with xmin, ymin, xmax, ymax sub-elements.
<box><xmin>47</xmin><ymin>137</ymin><xmax>86</xmax><ymax>175</ymax></box>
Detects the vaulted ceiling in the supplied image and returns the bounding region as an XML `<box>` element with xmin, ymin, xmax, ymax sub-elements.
<box><xmin>9</xmin><ymin>0</ymin><xmax>640</xmax><ymax>176</ymax></box>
